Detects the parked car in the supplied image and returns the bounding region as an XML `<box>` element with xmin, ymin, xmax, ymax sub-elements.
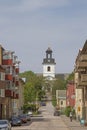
<box><xmin>0</xmin><ymin>119</ymin><xmax>11</xmax><ymax>130</ymax></box>
<box><xmin>18</xmin><ymin>114</ymin><xmax>27</xmax><ymax>123</ymax></box>
<box><xmin>27</xmin><ymin>111</ymin><xmax>33</xmax><ymax>116</ymax></box>
<box><xmin>10</xmin><ymin>117</ymin><xmax>22</xmax><ymax>126</ymax></box>
<box><xmin>54</xmin><ymin>110</ymin><xmax>60</xmax><ymax>116</ymax></box>
<box><xmin>40</xmin><ymin>102</ymin><xmax>46</xmax><ymax>106</ymax></box>
<box><xmin>25</xmin><ymin>114</ymin><xmax>31</xmax><ymax>121</ymax></box>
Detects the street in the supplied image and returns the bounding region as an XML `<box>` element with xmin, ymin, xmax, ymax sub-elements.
<box><xmin>12</xmin><ymin>102</ymin><xmax>69</xmax><ymax>130</ymax></box>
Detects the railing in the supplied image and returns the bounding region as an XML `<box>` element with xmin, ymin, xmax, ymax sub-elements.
<box><xmin>80</xmin><ymin>54</ymin><xmax>87</xmax><ymax>61</ymax></box>
<box><xmin>2</xmin><ymin>59</ymin><xmax>13</xmax><ymax>65</ymax></box>
<box><xmin>77</xmin><ymin>81</ymin><xmax>87</xmax><ymax>86</ymax></box>
<box><xmin>5</xmin><ymin>74</ymin><xmax>13</xmax><ymax>80</ymax></box>
<box><xmin>5</xmin><ymin>90</ymin><xmax>13</xmax><ymax>97</ymax></box>
<box><xmin>81</xmin><ymin>74</ymin><xmax>87</xmax><ymax>82</ymax></box>
<box><xmin>77</xmin><ymin>61</ymin><xmax>87</xmax><ymax>68</ymax></box>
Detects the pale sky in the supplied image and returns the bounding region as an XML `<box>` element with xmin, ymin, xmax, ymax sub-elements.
<box><xmin>0</xmin><ymin>0</ymin><xmax>87</xmax><ymax>73</ymax></box>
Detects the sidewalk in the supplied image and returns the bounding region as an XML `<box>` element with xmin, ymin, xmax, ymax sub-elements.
<box><xmin>61</xmin><ymin>115</ymin><xmax>87</xmax><ymax>130</ymax></box>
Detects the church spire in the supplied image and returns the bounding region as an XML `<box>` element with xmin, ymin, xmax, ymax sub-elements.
<box><xmin>42</xmin><ymin>47</ymin><xmax>56</xmax><ymax>80</ymax></box>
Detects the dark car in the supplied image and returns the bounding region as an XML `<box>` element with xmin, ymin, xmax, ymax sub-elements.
<box><xmin>18</xmin><ymin>114</ymin><xmax>27</xmax><ymax>123</ymax></box>
<box><xmin>40</xmin><ymin>102</ymin><xmax>46</xmax><ymax>106</ymax></box>
<box><xmin>10</xmin><ymin>117</ymin><xmax>22</xmax><ymax>126</ymax></box>
<box><xmin>54</xmin><ymin>110</ymin><xmax>60</xmax><ymax>116</ymax></box>
<box><xmin>0</xmin><ymin>119</ymin><xmax>11</xmax><ymax>130</ymax></box>
<box><xmin>25</xmin><ymin>114</ymin><xmax>31</xmax><ymax>121</ymax></box>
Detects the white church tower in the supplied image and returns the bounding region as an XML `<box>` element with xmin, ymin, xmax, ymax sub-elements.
<box><xmin>42</xmin><ymin>47</ymin><xmax>56</xmax><ymax>80</ymax></box>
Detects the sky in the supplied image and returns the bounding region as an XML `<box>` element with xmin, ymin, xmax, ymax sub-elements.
<box><xmin>0</xmin><ymin>0</ymin><xmax>87</xmax><ymax>74</ymax></box>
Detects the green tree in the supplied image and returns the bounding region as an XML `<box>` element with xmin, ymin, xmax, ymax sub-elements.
<box><xmin>20</xmin><ymin>71</ymin><xmax>45</xmax><ymax>104</ymax></box>
<box><xmin>24</xmin><ymin>82</ymin><xmax>36</xmax><ymax>103</ymax></box>
<box><xmin>65</xmin><ymin>72</ymin><xmax>74</xmax><ymax>84</ymax></box>
<box><xmin>51</xmin><ymin>78</ymin><xmax>66</xmax><ymax>107</ymax></box>
<box><xmin>52</xmin><ymin>78</ymin><xmax>66</xmax><ymax>96</ymax></box>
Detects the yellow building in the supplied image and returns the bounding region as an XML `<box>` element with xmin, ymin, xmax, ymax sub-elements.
<box><xmin>56</xmin><ymin>90</ymin><xmax>66</xmax><ymax>111</ymax></box>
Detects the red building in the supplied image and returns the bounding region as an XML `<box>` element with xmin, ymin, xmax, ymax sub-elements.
<box><xmin>66</xmin><ymin>81</ymin><xmax>75</xmax><ymax>108</ymax></box>
<box><xmin>0</xmin><ymin>45</ymin><xmax>20</xmax><ymax>118</ymax></box>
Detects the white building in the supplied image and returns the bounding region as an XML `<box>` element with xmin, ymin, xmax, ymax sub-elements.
<box><xmin>42</xmin><ymin>47</ymin><xmax>56</xmax><ymax>80</ymax></box>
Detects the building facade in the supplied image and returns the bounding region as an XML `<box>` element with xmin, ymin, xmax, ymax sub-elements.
<box><xmin>0</xmin><ymin>45</ymin><xmax>21</xmax><ymax>118</ymax></box>
<box><xmin>74</xmin><ymin>40</ymin><xmax>87</xmax><ymax>121</ymax></box>
<box><xmin>0</xmin><ymin>65</ymin><xmax>7</xmax><ymax>119</ymax></box>
<box><xmin>66</xmin><ymin>81</ymin><xmax>75</xmax><ymax>108</ymax></box>
<box><xmin>56</xmin><ymin>90</ymin><xmax>66</xmax><ymax>111</ymax></box>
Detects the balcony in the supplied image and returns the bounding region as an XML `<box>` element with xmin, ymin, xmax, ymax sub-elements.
<box><xmin>76</xmin><ymin>68</ymin><xmax>86</xmax><ymax>72</ymax></box>
<box><xmin>12</xmin><ymin>92</ymin><xmax>16</xmax><ymax>99</ymax></box>
<box><xmin>0</xmin><ymin>81</ymin><xmax>6</xmax><ymax>88</ymax></box>
<box><xmin>77</xmin><ymin>81</ymin><xmax>87</xmax><ymax>87</ymax></box>
<box><xmin>76</xmin><ymin>61</ymin><xmax>87</xmax><ymax>68</ymax></box>
<box><xmin>16</xmin><ymin>94</ymin><xmax>19</xmax><ymax>99</ymax></box>
<box><xmin>5</xmin><ymin>90</ymin><xmax>13</xmax><ymax>97</ymax></box>
<box><xmin>11</xmin><ymin>92</ymin><xmax>19</xmax><ymax>99</ymax></box>
<box><xmin>15</xmin><ymin>81</ymin><xmax>19</xmax><ymax>86</ymax></box>
<box><xmin>81</xmin><ymin>74</ymin><xmax>87</xmax><ymax>82</ymax></box>
<box><xmin>13</xmin><ymin>77</ymin><xmax>15</xmax><ymax>82</ymax></box>
<box><xmin>2</xmin><ymin>59</ymin><xmax>13</xmax><ymax>65</ymax></box>
<box><xmin>77</xmin><ymin>74</ymin><xmax>87</xmax><ymax>87</ymax></box>
<box><xmin>5</xmin><ymin>74</ymin><xmax>13</xmax><ymax>80</ymax></box>
<box><xmin>15</xmin><ymin>68</ymin><xmax>19</xmax><ymax>74</ymax></box>
<box><xmin>80</xmin><ymin>54</ymin><xmax>87</xmax><ymax>61</ymax></box>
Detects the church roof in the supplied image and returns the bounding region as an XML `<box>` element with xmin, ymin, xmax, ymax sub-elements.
<box><xmin>46</xmin><ymin>47</ymin><xmax>52</xmax><ymax>52</ymax></box>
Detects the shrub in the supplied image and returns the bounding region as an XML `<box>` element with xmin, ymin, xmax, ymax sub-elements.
<box><xmin>64</xmin><ymin>106</ymin><xmax>71</xmax><ymax>117</ymax></box>
<box><xmin>23</xmin><ymin>104</ymin><xmax>37</xmax><ymax>113</ymax></box>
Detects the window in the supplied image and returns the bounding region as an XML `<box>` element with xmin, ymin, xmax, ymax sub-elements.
<box><xmin>3</xmin><ymin>53</ymin><xmax>12</xmax><ymax>60</ymax></box>
<box><xmin>12</xmin><ymin>101</ymin><xmax>17</xmax><ymax>108</ymax></box>
<box><xmin>61</xmin><ymin>101</ymin><xmax>63</xmax><ymax>105</ymax></box>
<box><xmin>6</xmin><ymin>66</ymin><xmax>12</xmax><ymax>74</ymax></box>
<box><xmin>0</xmin><ymin>72</ymin><xmax>5</xmax><ymax>81</ymax></box>
<box><xmin>6</xmin><ymin>81</ymin><xmax>13</xmax><ymax>89</ymax></box>
<box><xmin>0</xmin><ymin>89</ymin><xmax>5</xmax><ymax>97</ymax></box>
<box><xmin>47</xmin><ymin>66</ymin><xmax>51</xmax><ymax>72</ymax></box>
<box><xmin>48</xmin><ymin>54</ymin><xmax>50</xmax><ymax>58</ymax></box>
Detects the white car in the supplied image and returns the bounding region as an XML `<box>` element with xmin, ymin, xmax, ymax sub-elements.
<box><xmin>28</xmin><ymin>111</ymin><xmax>33</xmax><ymax>116</ymax></box>
<box><xmin>0</xmin><ymin>119</ymin><xmax>11</xmax><ymax>130</ymax></box>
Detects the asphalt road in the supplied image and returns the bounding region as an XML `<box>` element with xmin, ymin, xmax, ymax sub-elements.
<box><xmin>12</xmin><ymin>102</ymin><xmax>70</xmax><ymax>130</ymax></box>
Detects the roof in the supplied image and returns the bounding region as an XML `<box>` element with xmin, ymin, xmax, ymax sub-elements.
<box><xmin>81</xmin><ymin>40</ymin><xmax>87</xmax><ymax>54</ymax></box>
